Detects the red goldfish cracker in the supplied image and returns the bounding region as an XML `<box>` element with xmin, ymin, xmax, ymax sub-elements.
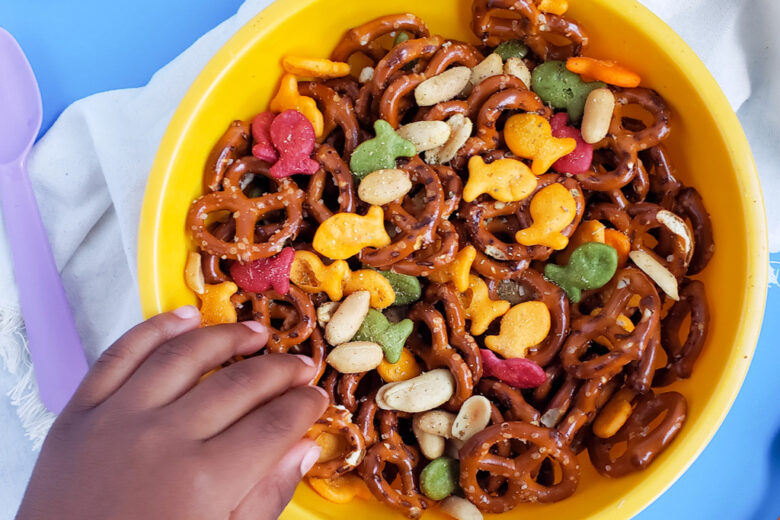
<box><xmin>566</xmin><ymin>57</ymin><xmax>641</xmax><ymax>88</ymax></box>
<box><xmin>515</xmin><ymin>183</ymin><xmax>578</xmax><ymax>250</ymax></box>
<box><xmin>228</xmin><ymin>247</ymin><xmax>295</xmax><ymax>294</ymax></box>
<box><xmin>269</xmin><ymin>110</ymin><xmax>319</xmax><ymax>178</ymax></box>
<box><xmin>558</xmin><ymin>220</ymin><xmax>606</xmax><ymax>264</ymax></box>
<box><xmin>250</xmin><ymin>111</ymin><xmax>278</xmax><ymax>162</ymax></box>
<box><xmin>428</xmin><ymin>245</ymin><xmax>477</xmax><ymax>292</ymax></box>
<box><xmin>480</xmin><ymin>348</ymin><xmax>546</xmax><ymax>389</ymax></box>
<box><xmin>504</xmin><ymin>113</ymin><xmax>577</xmax><ymax>176</ymax></box>
<box><xmin>604</xmin><ymin>228</ymin><xmax>631</xmax><ymax>266</ymax></box>
<box><xmin>198</xmin><ymin>282</ymin><xmax>238</xmax><ymax>326</ymax></box>
<box><xmin>282</xmin><ymin>56</ymin><xmax>351</xmax><ymax>79</ymax></box>
<box><xmin>549</xmin><ymin>112</ymin><xmax>593</xmax><ymax>174</ymax></box>
<box><xmin>270</xmin><ymin>73</ymin><xmax>324</xmax><ymax>136</ymax></box>
<box><xmin>313</xmin><ymin>206</ymin><xmax>392</xmax><ymax>260</ymax></box>
<box><xmin>307</xmin><ymin>473</ymin><xmax>373</xmax><ymax>504</ymax></box>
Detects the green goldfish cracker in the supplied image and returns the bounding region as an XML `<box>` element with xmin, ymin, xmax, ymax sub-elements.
<box><xmin>377</xmin><ymin>270</ymin><xmax>422</xmax><ymax>306</ymax></box>
<box><xmin>494</xmin><ymin>39</ymin><xmax>529</xmax><ymax>61</ymax></box>
<box><xmin>353</xmin><ymin>309</ymin><xmax>413</xmax><ymax>363</ymax></box>
<box><xmin>531</xmin><ymin>61</ymin><xmax>606</xmax><ymax>120</ymax></box>
<box><xmin>420</xmin><ymin>457</ymin><xmax>459</xmax><ymax>501</ymax></box>
<box><xmin>544</xmin><ymin>242</ymin><xmax>618</xmax><ymax>302</ymax></box>
<box><xmin>349</xmin><ymin>120</ymin><xmax>417</xmax><ymax>178</ymax></box>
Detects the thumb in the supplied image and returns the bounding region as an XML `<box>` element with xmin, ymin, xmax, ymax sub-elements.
<box><xmin>230</xmin><ymin>439</ymin><xmax>321</xmax><ymax>520</ymax></box>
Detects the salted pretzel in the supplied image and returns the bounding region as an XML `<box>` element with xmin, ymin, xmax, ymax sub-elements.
<box><xmin>425</xmin><ymin>41</ymin><xmax>484</xmax><ymax>76</ymax></box>
<box><xmin>654</xmin><ymin>279</ymin><xmax>709</xmax><ymax>386</ymax></box>
<box><xmin>476</xmin><ymin>88</ymin><xmax>550</xmax><ymax>150</ymax></box>
<box><xmin>588</xmin><ymin>391</ymin><xmax>687</xmax><ymax>477</ymax></box>
<box><xmin>629</xmin><ymin>203</ymin><xmax>694</xmax><ymax>279</ymax></box>
<box><xmin>460</xmin><ymin>421</ymin><xmax>579</xmax><ymax>513</ymax></box>
<box><xmin>200</xmin><ymin>221</ymin><xmax>234</xmax><ymax>284</ymax></box>
<box><xmin>187</xmin><ymin>160</ymin><xmax>305</xmax><ymax>262</ymax></box>
<box><xmin>471</xmin><ymin>0</ymin><xmax>588</xmax><ymax>60</ymax></box>
<box><xmin>306</xmin><ymin>145</ymin><xmax>357</xmax><ymax>223</ymax></box>
<box><xmin>561</xmin><ymin>267</ymin><xmax>661</xmax><ymax>380</ymax></box>
<box><xmin>331</xmin><ymin>13</ymin><xmax>430</xmax><ymax>64</ymax></box>
<box><xmin>477</xmin><ymin>379</ymin><xmax>540</xmax><ymax>423</ymax></box>
<box><xmin>579</xmin><ymin>88</ymin><xmax>671</xmax><ymax>193</ymax></box>
<box><xmin>424</xmin><ymin>282</ymin><xmax>483</xmax><ymax>384</ymax></box>
<box><xmin>642</xmin><ymin>145</ymin><xmax>681</xmax><ymax>210</ymax></box>
<box><xmin>625</xmin><ymin>328</ymin><xmax>660</xmax><ymax>393</ymax></box>
<box><xmin>305</xmin><ymin>405</ymin><xmax>367</xmax><ymax>479</ymax></box>
<box><xmin>359</xmin><ymin>410</ymin><xmax>428</xmax><ymax>519</ymax></box>
<box><xmin>555</xmin><ymin>377</ymin><xmax>618</xmax><ymax>446</ymax></box>
<box><xmin>298</xmin><ymin>82</ymin><xmax>360</xmax><ymax>157</ymax></box>
<box><xmin>390</xmin><ymin>220</ymin><xmax>459</xmax><ymax>276</ymax></box>
<box><xmin>230</xmin><ymin>286</ymin><xmax>316</xmax><ymax>352</ymax></box>
<box><xmin>676</xmin><ymin>187</ymin><xmax>714</xmax><ymax>274</ymax></box>
<box><xmin>359</xmin><ymin>157</ymin><xmax>445</xmax><ymax>267</ymax></box>
<box><xmin>380</xmin><ymin>73</ymin><xmax>427</xmax><ymax>128</ymax></box>
<box><xmin>203</xmin><ymin>120</ymin><xmax>251</xmax><ymax>193</ymax></box>
<box><xmin>407</xmin><ymin>303</ymin><xmax>474</xmax><ymax>409</ymax></box>
<box><xmin>417</xmin><ymin>99</ymin><xmax>469</xmax><ymax>122</ymax></box>
<box><xmin>467</xmin><ymin>74</ymin><xmax>530</xmax><ymax>117</ymax></box>
<box><xmin>584</xmin><ymin>202</ymin><xmax>631</xmax><ymax>235</ymax></box>
<box><xmin>356</xmin><ymin>388</ymin><xmax>381</xmax><ymax>447</ymax></box>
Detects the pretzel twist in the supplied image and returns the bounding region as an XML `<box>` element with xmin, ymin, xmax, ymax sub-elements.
<box><xmin>203</xmin><ymin>120</ymin><xmax>251</xmax><ymax>193</ymax></box>
<box><xmin>306</xmin><ymin>145</ymin><xmax>357</xmax><ymax>223</ymax></box>
<box><xmin>331</xmin><ymin>13</ymin><xmax>430</xmax><ymax>64</ymax></box>
<box><xmin>477</xmin><ymin>379</ymin><xmax>540</xmax><ymax>423</ymax></box>
<box><xmin>298</xmin><ymin>82</ymin><xmax>360</xmax><ymax>157</ymax></box>
<box><xmin>305</xmin><ymin>405</ymin><xmax>367</xmax><ymax>478</ymax></box>
<box><xmin>676</xmin><ymin>187</ymin><xmax>714</xmax><ymax>275</ymax></box>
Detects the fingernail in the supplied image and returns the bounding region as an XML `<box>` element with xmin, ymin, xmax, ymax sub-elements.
<box><xmin>312</xmin><ymin>385</ymin><xmax>329</xmax><ymax>399</ymax></box>
<box><xmin>241</xmin><ymin>321</ymin><xmax>267</xmax><ymax>334</ymax></box>
<box><xmin>294</xmin><ymin>355</ymin><xmax>315</xmax><ymax>367</ymax></box>
<box><xmin>172</xmin><ymin>305</ymin><xmax>200</xmax><ymax>320</ymax></box>
<box><xmin>299</xmin><ymin>444</ymin><xmax>322</xmax><ymax>477</ymax></box>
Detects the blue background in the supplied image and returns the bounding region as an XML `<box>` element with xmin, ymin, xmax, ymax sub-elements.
<box><xmin>0</xmin><ymin>1</ymin><xmax>778</xmax><ymax>518</ymax></box>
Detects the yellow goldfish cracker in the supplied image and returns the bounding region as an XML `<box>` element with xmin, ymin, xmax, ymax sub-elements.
<box><xmin>457</xmin><ymin>275</ymin><xmax>511</xmax><ymax>336</ymax></box>
<box><xmin>504</xmin><ymin>113</ymin><xmax>576</xmax><ymax>176</ymax></box>
<box><xmin>313</xmin><ymin>206</ymin><xmax>392</xmax><ymax>260</ymax></box>
<box><xmin>281</xmin><ymin>56</ymin><xmax>351</xmax><ymax>79</ymax></box>
<box><xmin>515</xmin><ymin>183</ymin><xmax>577</xmax><ymax>250</ymax></box>
<box><xmin>290</xmin><ymin>250</ymin><xmax>350</xmax><ymax>301</ymax></box>
<box><xmin>198</xmin><ymin>282</ymin><xmax>238</xmax><ymax>326</ymax></box>
<box><xmin>592</xmin><ymin>388</ymin><xmax>637</xmax><ymax>438</ymax></box>
<box><xmin>463</xmin><ymin>156</ymin><xmax>538</xmax><ymax>203</ymax></box>
<box><xmin>343</xmin><ymin>269</ymin><xmax>396</xmax><ymax>309</ymax></box>
<box><xmin>377</xmin><ymin>348</ymin><xmax>422</xmax><ymax>382</ymax></box>
<box><xmin>604</xmin><ymin>228</ymin><xmax>631</xmax><ymax>266</ymax></box>
<box><xmin>314</xmin><ymin>431</ymin><xmax>348</xmax><ymax>462</ymax></box>
<box><xmin>558</xmin><ymin>220</ymin><xmax>606</xmax><ymax>264</ymax></box>
<box><xmin>485</xmin><ymin>301</ymin><xmax>551</xmax><ymax>358</ymax></box>
<box><xmin>429</xmin><ymin>245</ymin><xmax>477</xmax><ymax>292</ymax></box>
<box><xmin>307</xmin><ymin>473</ymin><xmax>372</xmax><ymax>504</ymax></box>
<box><xmin>269</xmin><ymin>73</ymin><xmax>324</xmax><ymax>136</ymax></box>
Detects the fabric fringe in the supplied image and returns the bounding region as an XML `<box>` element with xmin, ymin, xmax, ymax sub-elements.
<box><xmin>0</xmin><ymin>306</ymin><xmax>55</xmax><ymax>451</ymax></box>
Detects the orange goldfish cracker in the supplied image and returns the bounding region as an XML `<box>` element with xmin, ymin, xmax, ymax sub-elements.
<box><xmin>463</xmin><ymin>156</ymin><xmax>537</xmax><ymax>203</ymax></box>
<box><xmin>538</xmin><ymin>0</ymin><xmax>568</xmax><ymax>15</ymax></box>
<box><xmin>343</xmin><ymin>269</ymin><xmax>396</xmax><ymax>309</ymax></box>
<box><xmin>290</xmin><ymin>250</ymin><xmax>350</xmax><ymax>301</ymax></box>
<box><xmin>281</xmin><ymin>56</ymin><xmax>351</xmax><ymax>79</ymax></box>
<box><xmin>515</xmin><ymin>183</ymin><xmax>577</xmax><ymax>250</ymax></box>
<box><xmin>429</xmin><ymin>245</ymin><xmax>477</xmax><ymax>292</ymax></box>
<box><xmin>558</xmin><ymin>220</ymin><xmax>606</xmax><ymax>264</ymax></box>
<box><xmin>504</xmin><ymin>113</ymin><xmax>576</xmax><ymax>176</ymax></box>
<box><xmin>307</xmin><ymin>473</ymin><xmax>372</xmax><ymax>504</ymax></box>
<box><xmin>604</xmin><ymin>228</ymin><xmax>631</xmax><ymax>266</ymax></box>
<box><xmin>592</xmin><ymin>388</ymin><xmax>637</xmax><ymax>438</ymax></box>
<box><xmin>270</xmin><ymin>73</ymin><xmax>325</xmax><ymax>136</ymax></box>
<box><xmin>457</xmin><ymin>275</ymin><xmax>511</xmax><ymax>336</ymax></box>
<box><xmin>566</xmin><ymin>57</ymin><xmax>641</xmax><ymax>88</ymax></box>
<box><xmin>485</xmin><ymin>301</ymin><xmax>551</xmax><ymax>359</ymax></box>
<box><xmin>377</xmin><ymin>347</ymin><xmax>422</xmax><ymax>382</ymax></box>
<box><xmin>312</xmin><ymin>206</ymin><xmax>392</xmax><ymax>260</ymax></box>
<box><xmin>198</xmin><ymin>282</ymin><xmax>238</xmax><ymax>326</ymax></box>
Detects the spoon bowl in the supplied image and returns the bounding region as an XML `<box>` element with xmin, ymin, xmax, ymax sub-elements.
<box><xmin>0</xmin><ymin>28</ymin><xmax>41</xmax><ymax>164</ymax></box>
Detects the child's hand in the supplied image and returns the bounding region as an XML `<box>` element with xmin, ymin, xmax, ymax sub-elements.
<box><xmin>17</xmin><ymin>306</ymin><xmax>328</xmax><ymax>520</ymax></box>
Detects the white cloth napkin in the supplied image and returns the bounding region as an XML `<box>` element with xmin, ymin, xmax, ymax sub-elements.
<box><xmin>0</xmin><ymin>0</ymin><xmax>778</xmax><ymax>514</ymax></box>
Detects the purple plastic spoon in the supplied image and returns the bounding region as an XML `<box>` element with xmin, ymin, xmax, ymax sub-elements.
<box><xmin>0</xmin><ymin>28</ymin><xmax>87</xmax><ymax>414</ymax></box>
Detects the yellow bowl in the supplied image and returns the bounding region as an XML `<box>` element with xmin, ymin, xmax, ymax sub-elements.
<box><xmin>138</xmin><ymin>0</ymin><xmax>768</xmax><ymax>518</ymax></box>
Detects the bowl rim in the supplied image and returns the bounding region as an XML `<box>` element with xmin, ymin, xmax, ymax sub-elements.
<box><xmin>137</xmin><ymin>0</ymin><xmax>769</xmax><ymax>518</ymax></box>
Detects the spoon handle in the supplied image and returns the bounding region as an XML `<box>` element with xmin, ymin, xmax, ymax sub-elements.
<box><xmin>0</xmin><ymin>159</ymin><xmax>87</xmax><ymax>414</ymax></box>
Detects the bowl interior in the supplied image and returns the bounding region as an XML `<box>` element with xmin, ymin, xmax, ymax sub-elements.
<box><xmin>138</xmin><ymin>0</ymin><xmax>768</xmax><ymax>518</ymax></box>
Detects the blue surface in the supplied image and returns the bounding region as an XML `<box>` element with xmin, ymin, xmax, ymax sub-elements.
<box><xmin>0</xmin><ymin>1</ymin><xmax>778</xmax><ymax>518</ymax></box>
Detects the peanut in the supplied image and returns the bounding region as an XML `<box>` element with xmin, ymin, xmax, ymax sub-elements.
<box><xmin>358</xmin><ymin>66</ymin><xmax>374</xmax><ymax>84</ymax></box>
<box><xmin>470</xmin><ymin>53</ymin><xmax>503</xmax><ymax>87</ymax></box>
<box><xmin>415</xmin><ymin>67</ymin><xmax>471</xmax><ymax>106</ymax></box>
<box><xmin>376</xmin><ymin>368</ymin><xmax>455</xmax><ymax>413</ymax></box>
<box><xmin>504</xmin><ymin>57</ymin><xmax>531</xmax><ymax>88</ymax></box>
<box><xmin>581</xmin><ymin>88</ymin><xmax>615</xmax><ymax>144</ymax></box>
<box><xmin>440</xmin><ymin>496</ymin><xmax>483</xmax><ymax>520</ymax></box>
<box><xmin>316</xmin><ymin>301</ymin><xmax>340</xmax><ymax>328</ymax></box>
<box><xmin>326</xmin><ymin>341</ymin><xmax>384</xmax><ymax>374</ymax></box>
<box><xmin>413</xmin><ymin>417</ymin><xmax>445</xmax><ymax>460</ymax></box>
<box><xmin>415</xmin><ymin>410</ymin><xmax>456</xmax><ymax>438</ymax></box>
<box><xmin>451</xmin><ymin>395</ymin><xmax>492</xmax><ymax>441</ymax></box>
<box><xmin>357</xmin><ymin>168</ymin><xmax>413</xmax><ymax>206</ymax></box>
<box><xmin>396</xmin><ymin>121</ymin><xmax>451</xmax><ymax>152</ymax></box>
<box><xmin>324</xmin><ymin>291</ymin><xmax>370</xmax><ymax>345</ymax></box>
<box><xmin>184</xmin><ymin>251</ymin><xmax>205</xmax><ymax>294</ymax></box>
<box><xmin>424</xmin><ymin>114</ymin><xmax>473</xmax><ymax>165</ymax></box>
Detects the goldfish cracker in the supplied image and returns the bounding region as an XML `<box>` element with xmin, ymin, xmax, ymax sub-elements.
<box><xmin>377</xmin><ymin>270</ymin><xmax>422</xmax><ymax>306</ymax></box>
<box><xmin>377</xmin><ymin>347</ymin><xmax>422</xmax><ymax>382</ymax></box>
<box><xmin>566</xmin><ymin>57</ymin><xmax>641</xmax><ymax>88</ymax></box>
<box><xmin>281</xmin><ymin>56</ymin><xmax>351</xmax><ymax>79</ymax></box>
<box><xmin>198</xmin><ymin>282</ymin><xmax>238</xmax><ymax>326</ymax></box>
<box><xmin>549</xmin><ymin>112</ymin><xmax>593</xmax><ymax>174</ymax></box>
<box><xmin>228</xmin><ymin>247</ymin><xmax>294</xmax><ymax>294</ymax></box>
<box><xmin>485</xmin><ymin>301</ymin><xmax>551</xmax><ymax>359</ymax></box>
<box><xmin>592</xmin><ymin>388</ymin><xmax>637</xmax><ymax>438</ymax></box>
<box><xmin>604</xmin><ymin>228</ymin><xmax>631</xmax><ymax>266</ymax></box>
<box><xmin>504</xmin><ymin>113</ymin><xmax>576</xmax><ymax>176</ymax></box>
<box><xmin>290</xmin><ymin>250</ymin><xmax>349</xmax><ymax>301</ymax></box>
<box><xmin>515</xmin><ymin>183</ymin><xmax>577</xmax><ymax>250</ymax></box>
<box><xmin>313</xmin><ymin>206</ymin><xmax>392</xmax><ymax>260</ymax></box>
<box><xmin>480</xmin><ymin>348</ymin><xmax>546</xmax><ymax>389</ymax></box>
<box><xmin>307</xmin><ymin>473</ymin><xmax>372</xmax><ymax>504</ymax></box>
<box><xmin>350</xmin><ymin>120</ymin><xmax>417</xmax><ymax>178</ymax></box>
<box><xmin>429</xmin><ymin>245</ymin><xmax>477</xmax><ymax>292</ymax></box>
<box><xmin>250</xmin><ymin>111</ymin><xmax>278</xmax><ymax>162</ymax></box>
<box><xmin>269</xmin><ymin>73</ymin><xmax>324</xmax><ymax>136</ymax></box>
<box><xmin>353</xmin><ymin>310</ymin><xmax>414</xmax><ymax>363</ymax></box>
<box><xmin>494</xmin><ymin>39</ymin><xmax>528</xmax><ymax>60</ymax></box>
<box><xmin>343</xmin><ymin>269</ymin><xmax>396</xmax><ymax>309</ymax></box>
<box><xmin>539</xmin><ymin>0</ymin><xmax>568</xmax><ymax>15</ymax></box>
<box><xmin>268</xmin><ymin>110</ymin><xmax>319</xmax><ymax>178</ymax></box>
<box><xmin>558</xmin><ymin>220</ymin><xmax>606</xmax><ymax>264</ymax></box>
<box><xmin>463</xmin><ymin>156</ymin><xmax>538</xmax><ymax>203</ymax></box>
<box><xmin>544</xmin><ymin>242</ymin><xmax>618</xmax><ymax>302</ymax></box>
<box><xmin>457</xmin><ymin>275</ymin><xmax>511</xmax><ymax>336</ymax></box>
<box><xmin>530</xmin><ymin>61</ymin><xmax>605</xmax><ymax>120</ymax></box>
